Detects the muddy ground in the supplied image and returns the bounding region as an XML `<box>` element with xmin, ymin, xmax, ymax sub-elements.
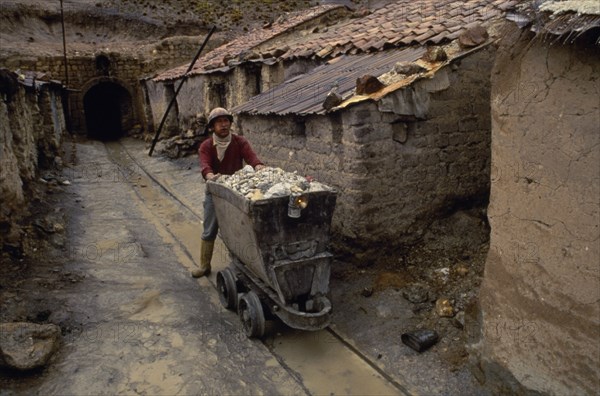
<box><xmin>1</xmin><ymin>0</ymin><xmax>490</xmax><ymax>393</ymax></box>
<box><xmin>1</xmin><ymin>135</ymin><xmax>490</xmax><ymax>394</ymax></box>
<box><xmin>2</xmin><ymin>138</ymin><xmax>310</xmax><ymax>395</ymax></box>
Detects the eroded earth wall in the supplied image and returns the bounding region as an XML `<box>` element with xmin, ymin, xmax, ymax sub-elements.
<box><xmin>0</xmin><ymin>71</ymin><xmax>66</xmax><ymax>248</ymax></box>
<box><xmin>474</xmin><ymin>27</ymin><xmax>600</xmax><ymax>395</ymax></box>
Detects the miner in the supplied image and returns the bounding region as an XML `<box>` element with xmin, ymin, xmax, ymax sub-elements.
<box><xmin>192</xmin><ymin>107</ymin><xmax>264</xmax><ymax>278</ymax></box>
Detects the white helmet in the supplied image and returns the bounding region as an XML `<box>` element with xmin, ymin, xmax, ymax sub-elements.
<box><xmin>206</xmin><ymin>107</ymin><xmax>233</xmax><ymax>132</ymax></box>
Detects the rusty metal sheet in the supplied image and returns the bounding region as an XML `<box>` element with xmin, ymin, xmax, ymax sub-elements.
<box><xmin>232</xmin><ymin>47</ymin><xmax>427</xmax><ymax>116</ymax></box>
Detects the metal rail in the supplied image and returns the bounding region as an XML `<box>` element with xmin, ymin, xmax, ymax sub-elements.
<box><xmin>117</xmin><ymin>139</ymin><xmax>413</xmax><ymax>395</ymax></box>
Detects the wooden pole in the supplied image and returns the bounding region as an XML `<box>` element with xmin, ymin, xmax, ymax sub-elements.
<box><xmin>60</xmin><ymin>0</ymin><xmax>72</xmax><ymax>134</ymax></box>
<box><xmin>148</xmin><ymin>25</ymin><xmax>216</xmax><ymax>156</ymax></box>
<box><xmin>60</xmin><ymin>0</ymin><xmax>69</xmax><ymax>85</ymax></box>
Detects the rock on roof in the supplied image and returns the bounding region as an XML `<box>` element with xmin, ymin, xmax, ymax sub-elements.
<box><xmin>232</xmin><ymin>34</ymin><xmax>490</xmax><ymax>117</ymax></box>
<box><xmin>154</xmin><ymin>0</ymin><xmax>518</xmax><ymax>82</ymax></box>
<box><xmin>282</xmin><ymin>0</ymin><xmax>517</xmax><ymax>59</ymax></box>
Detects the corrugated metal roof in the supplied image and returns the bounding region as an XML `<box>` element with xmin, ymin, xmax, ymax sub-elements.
<box><xmin>232</xmin><ymin>47</ymin><xmax>427</xmax><ymax>116</ymax></box>
<box><xmin>3</xmin><ymin>69</ymin><xmax>64</xmax><ymax>90</ymax></box>
<box><xmin>507</xmin><ymin>0</ymin><xmax>600</xmax><ymax>43</ymax></box>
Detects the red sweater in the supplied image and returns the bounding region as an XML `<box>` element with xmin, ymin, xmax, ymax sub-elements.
<box><xmin>198</xmin><ymin>134</ymin><xmax>263</xmax><ymax>180</ymax></box>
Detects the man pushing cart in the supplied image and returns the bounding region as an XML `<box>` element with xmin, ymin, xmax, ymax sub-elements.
<box><xmin>195</xmin><ymin>107</ymin><xmax>337</xmax><ymax>337</ymax></box>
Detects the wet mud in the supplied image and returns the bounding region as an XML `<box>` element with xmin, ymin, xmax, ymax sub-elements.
<box><xmin>1</xmin><ymin>137</ymin><xmax>489</xmax><ymax>395</ymax></box>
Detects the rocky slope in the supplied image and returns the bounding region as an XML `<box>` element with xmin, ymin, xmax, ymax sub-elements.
<box><xmin>0</xmin><ymin>0</ymin><xmax>372</xmax><ymax>59</ymax></box>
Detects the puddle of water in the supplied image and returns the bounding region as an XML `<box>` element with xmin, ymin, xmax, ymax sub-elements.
<box><xmin>119</xmin><ymin>359</ymin><xmax>184</xmax><ymax>395</ymax></box>
<box><xmin>105</xmin><ymin>143</ymin><xmax>202</xmax><ymax>273</ymax></box>
<box><xmin>109</xmin><ymin>142</ymin><xmax>404</xmax><ymax>395</ymax></box>
<box><xmin>129</xmin><ymin>290</ymin><xmax>175</xmax><ymax>322</ymax></box>
<box><xmin>271</xmin><ymin>329</ymin><xmax>403</xmax><ymax>395</ymax></box>
<box><xmin>170</xmin><ymin>332</ymin><xmax>184</xmax><ymax>348</ymax></box>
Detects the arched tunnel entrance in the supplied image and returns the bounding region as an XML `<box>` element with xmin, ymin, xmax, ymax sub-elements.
<box><xmin>83</xmin><ymin>81</ymin><xmax>133</xmax><ymax>140</ymax></box>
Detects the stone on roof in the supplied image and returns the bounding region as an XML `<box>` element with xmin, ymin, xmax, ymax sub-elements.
<box><xmin>154</xmin><ymin>0</ymin><xmax>518</xmax><ymax>82</ymax></box>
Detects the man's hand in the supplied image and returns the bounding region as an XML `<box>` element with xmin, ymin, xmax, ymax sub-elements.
<box><xmin>206</xmin><ymin>173</ymin><xmax>221</xmax><ymax>181</ymax></box>
<box><xmin>255</xmin><ymin>164</ymin><xmax>265</xmax><ymax>171</ymax></box>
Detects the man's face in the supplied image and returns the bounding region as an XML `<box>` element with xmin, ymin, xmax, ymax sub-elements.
<box><xmin>212</xmin><ymin>116</ymin><xmax>231</xmax><ymax>138</ymax></box>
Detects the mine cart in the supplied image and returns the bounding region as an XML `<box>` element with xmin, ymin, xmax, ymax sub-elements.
<box><xmin>207</xmin><ymin>181</ymin><xmax>337</xmax><ymax>338</ymax></box>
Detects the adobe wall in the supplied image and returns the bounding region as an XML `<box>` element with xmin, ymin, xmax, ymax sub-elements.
<box><xmin>144</xmin><ymin>79</ymin><xmax>180</xmax><ymax>138</ymax></box>
<box><xmin>156</xmin><ymin>58</ymin><xmax>320</xmax><ymax>136</ymax></box>
<box><xmin>0</xmin><ymin>72</ymin><xmax>66</xmax><ymax>247</ymax></box>
<box><xmin>141</xmin><ymin>6</ymin><xmax>349</xmax><ymax>135</ymax></box>
<box><xmin>238</xmin><ymin>46</ymin><xmax>494</xmax><ymax>248</ymax></box>
<box><xmin>471</xmin><ymin>27</ymin><xmax>600</xmax><ymax>395</ymax></box>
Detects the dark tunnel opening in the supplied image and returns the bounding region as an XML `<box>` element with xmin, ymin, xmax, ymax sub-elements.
<box><xmin>83</xmin><ymin>82</ymin><xmax>132</xmax><ymax>140</ymax></box>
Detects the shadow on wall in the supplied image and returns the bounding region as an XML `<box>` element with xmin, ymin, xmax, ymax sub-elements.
<box><xmin>83</xmin><ymin>82</ymin><xmax>132</xmax><ymax>141</ymax></box>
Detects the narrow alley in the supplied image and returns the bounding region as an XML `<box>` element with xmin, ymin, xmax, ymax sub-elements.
<box><xmin>1</xmin><ymin>138</ymin><xmax>413</xmax><ymax>395</ymax></box>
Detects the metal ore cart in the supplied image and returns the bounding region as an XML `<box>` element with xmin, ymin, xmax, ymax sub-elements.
<box><xmin>207</xmin><ymin>181</ymin><xmax>337</xmax><ymax>338</ymax></box>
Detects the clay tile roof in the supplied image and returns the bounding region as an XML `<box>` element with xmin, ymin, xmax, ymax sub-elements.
<box><xmin>154</xmin><ymin>0</ymin><xmax>519</xmax><ymax>82</ymax></box>
<box><xmin>154</xmin><ymin>4</ymin><xmax>346</xmax><ymax>81</ymax></box>
<box><xmin>277</xmin><ymin>0</ymin><xmax>518</xmax><ymax>60</ymax></box>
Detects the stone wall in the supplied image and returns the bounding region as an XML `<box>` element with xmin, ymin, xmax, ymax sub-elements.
<box><xmin>0</xmin><ymin>71</ymin><xmax>66</xmax><ymax>246</ymax></box>
<box><xmin>1</xmin><ymin>36</ymin><xmax>206</xmax><ymax>136</ymax></box>
<box><xmin>140</xmin><ymin>6</ymin><xmax>350</xmax><ymax>136</ymax></box>
<box><xmin>471</xmin><ymin>27</ymin><xmax>600</xmax><ymax>395</ymax></box>
<box><xmin>151</xmin><ymin>58</ymin><xmax>320</xmax><ymax>137</ymax></box>
<box><xmin>238</xmin><ymin>46</ymin><xmax>494</xmax><ymax>248</ymax></box>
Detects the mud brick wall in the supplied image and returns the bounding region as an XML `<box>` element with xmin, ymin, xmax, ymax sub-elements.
<box><xmin>472</xmin><ymin>27</ymin><xmax>600</xmax><ymax>395</ymax></box>
<box><xmin>150</xmin><ymin>59</ymin><xmax>320</xmax><ymax>136</ymax></box>
<box><xmin>144</xmin><ymin>79</ymin><xmax>180</xmax><ymax>138</ymax></box>
<box><xmin>238</xmin><ymin>47</ymin><xmax>493</xmax><ymax>248</ymax></box>
<box><xmin>0</xmin><ymin>76</ymin><xmax>66</xmax><ymax>244</ymax></box>
<box><xmin>152</xmin><ymin>73</ymin><xmax>241</xmax><ymax>137</ymax></box>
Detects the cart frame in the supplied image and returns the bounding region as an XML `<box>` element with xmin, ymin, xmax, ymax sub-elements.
<box><xmin>208</xmin><ymin>181</ymin><xmax>337</xmax><ymax>337</ymax></box>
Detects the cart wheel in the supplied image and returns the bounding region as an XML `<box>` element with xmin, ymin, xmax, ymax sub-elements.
<box><xmin>217</xmin><ymin>269</ymin><xmax>237</xmax><ymax>311</ymax></box>
<box><xmin>238</xmin><ymin>291</ymin><xmax>265</xmax><ymax>338</ymax></box>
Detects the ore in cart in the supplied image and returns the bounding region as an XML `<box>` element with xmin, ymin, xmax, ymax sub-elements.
<box><xmin>207</xmin><ymin>180</ymin><xmax>337</xmax><ymax>338</ymax></box>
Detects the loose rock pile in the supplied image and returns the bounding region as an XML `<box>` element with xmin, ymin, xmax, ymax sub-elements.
<box><xmin>217</xmin><ymin>166</ymin><xmax>333</xmax><ymax>200</ymax></box>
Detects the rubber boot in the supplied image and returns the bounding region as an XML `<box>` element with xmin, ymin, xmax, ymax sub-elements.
<box><xmin>192</xmin><ymin>240</ymin><xmax>214</xmax><ymax>278</ymax></box>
